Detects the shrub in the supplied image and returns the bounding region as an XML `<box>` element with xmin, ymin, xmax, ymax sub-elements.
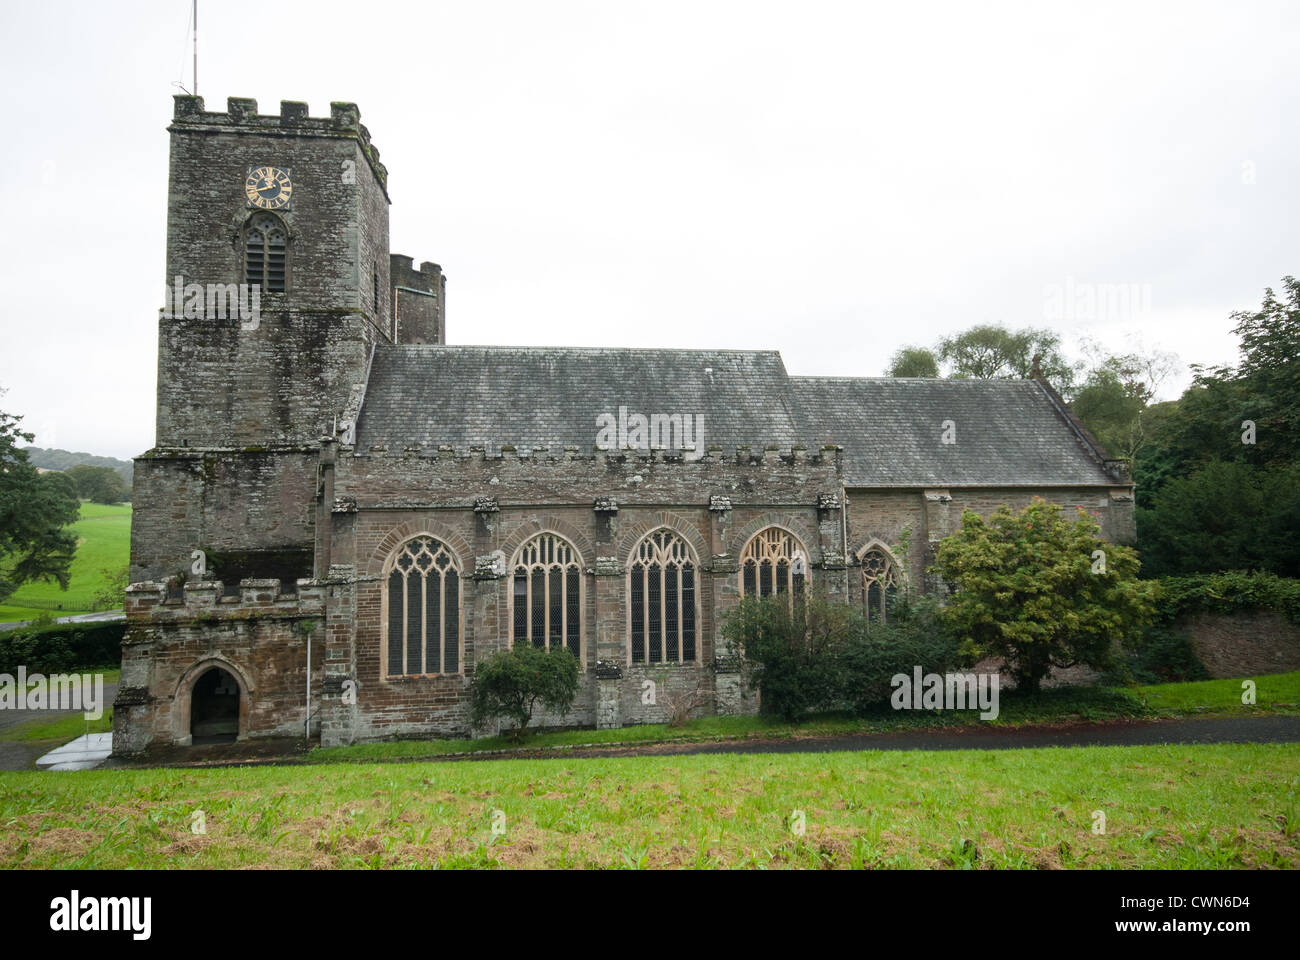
<box><xmin>839</xmin><ymin>595</ymin><xmax>963</xmax><ymax>714</ymax></box>
<box><xmin>0</xmin><ymin>619</ymin><xmax>125</xmax><ymax>674</ymax></box>
<box><xmin>721</xmin><ymin>595</ymin><xmax>850</xmax><ymax>722</ymax></box>
<box><xmin>468</xmin><ymin>645</ymin><xmax>580</xmax><ymax>740</ymax></box>
<box><xmin>1105</xmin><ymin>625</ymin><xmax>1210</xmax><ymax>686</ymax></box>
<box><xmin>1149</xmin><ymin>570</ymin><xmax>1300</xmax><ymax>624</ymax></box>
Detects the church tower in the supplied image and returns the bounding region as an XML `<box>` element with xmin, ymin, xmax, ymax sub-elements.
<box><xmin>131</xmin><ymin>96</ymin><xmax>393</xmax><ymax>584</ymax></box>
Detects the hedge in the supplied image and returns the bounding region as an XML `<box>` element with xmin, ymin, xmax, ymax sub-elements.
<box><xmin>1150</xmin><ymin>571</ymin><xmax>1300</xmax><ymax>624</ymax></box>
<box><xmin>0</xmin><ymin>620</ymin><xmax>125</xmax><ymax>675</ymax></box>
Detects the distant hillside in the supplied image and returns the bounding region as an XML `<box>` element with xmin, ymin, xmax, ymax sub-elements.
<box><xmin>21</xmin><ymin>447</ymin><xmax>133</xmax><ymax>485</ymax></box>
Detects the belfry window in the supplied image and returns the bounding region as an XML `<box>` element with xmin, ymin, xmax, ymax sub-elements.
<box><xmin>244</xmin><ymin>213</ymin><xmax>288</xmax><ymax>292</ymax></box>
<box><xmin>739</xmin><ymin>527</ymin><xmax>808</xmax><ymax>602</ymax></box>
<box><xmin>629</xmin><ymin>528</ymin><xmax>699</xmax><ymax>664</ymax></box>
<box><xmin>510</xmin><ymin>533</ymin><xmax>582</xmax><ymax>658</ymax></box>
<box><xmin>383</xmin><ymin>536</ymin><xmax>462</xmax><ymax>676</ymax></box>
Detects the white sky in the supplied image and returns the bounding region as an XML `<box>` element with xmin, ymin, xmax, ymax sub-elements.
<box><xmin>0</xmin><ymin>0</ymin><xmax>1295</xmax><ymax>460</ymax></box>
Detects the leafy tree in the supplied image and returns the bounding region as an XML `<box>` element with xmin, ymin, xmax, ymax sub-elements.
<box><xmin>936</xmin><ymin>324</ymin><xmax>1080</xmax><ymax>392</ymax></box>
<box><xmin>886</xmin><ymin>346</ymin><xmax>940</xmax><ymax>378</ymax></box>
<box><xmin>469</xmin><ymin>645</ymin><xmax>580</xmax><ymax>740</ymax></box>
<box><xmin>932</xmin><ymin>499</ymin><xmax>1157</xmax><ymax>693</ymax></box>
<box><xmin>64</xmin><ymin>464</ymin><xmax>129</xmax><ymax>504</ymax></box>
<box><xmin>1071</xmin><ymin>339</ymin><xmax>1179</xmax><ymax>462</ymax></box>
<box><xmin>0</xmin><ymin>401</ymin><xmax>81</xmax><ymax>604</ymax></box>
<box><xmin>1137</xmin><ymin>277</ymin><xmax>1300</xmax><ymax>503</ymax></box>
<box><xmin>1135</xmin><ymin>461</ymin><xmax>1300</xmax><ymax>577</ymax></box>
<box><xmin>93</xmin><ymin>564</ymin><xmax>131</xmax><ymax>611</ymax></box>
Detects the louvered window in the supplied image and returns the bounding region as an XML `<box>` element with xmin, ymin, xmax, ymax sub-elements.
<box><xmin>244</xmin><ymin>213</ymin><xmax>287</xmax><ymax>293</ymax></box>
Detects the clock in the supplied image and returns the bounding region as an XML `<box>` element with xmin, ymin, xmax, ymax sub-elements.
<box><xmin>244</xmin><ymin>165</ymin><xmax>293</xmax><ymax>210</ymax></box>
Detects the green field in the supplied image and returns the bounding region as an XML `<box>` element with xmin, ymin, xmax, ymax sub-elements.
<box><xmin>0</xmin><ymin>502</ymin><xmax>131</xmax><ymax>622</ymax></box>
<box><xmin>1</xmin><ymin>743</ymin><xmax>1296</xmax><ymax>868</ymax></box>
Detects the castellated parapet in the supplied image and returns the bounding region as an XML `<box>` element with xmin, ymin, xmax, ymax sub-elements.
<box><xmin>114</xmin><ymin>577</ymin><xmax>337</xmax><ymax>756</ymax></box>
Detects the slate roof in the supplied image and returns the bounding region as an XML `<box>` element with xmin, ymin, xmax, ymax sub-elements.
<box><xmin>790</xmin><ymin>376</ymin><xmax>1116</xmax><ymax>487</ymax></box>
<box><xmin>353</xmin><ymin>344</ymin><xmax>1119</xmax><ymax>487</ymax></box>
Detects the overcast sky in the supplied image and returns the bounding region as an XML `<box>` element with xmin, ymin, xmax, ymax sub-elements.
<box><xmin>0</xmin><ymin>0</ymin><xmax>1295</xmax><ymax>460</ymax></box>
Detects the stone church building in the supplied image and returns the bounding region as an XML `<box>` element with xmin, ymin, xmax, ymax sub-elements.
<box><xmin>112</xmin><ymin>96</ymin><xmax>1135</xmax><ymax>753</ymax></box>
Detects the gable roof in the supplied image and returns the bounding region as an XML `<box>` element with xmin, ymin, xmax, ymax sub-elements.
<box><xmin>353</xmin><ymin>344</ymin><xmax>804</xmax><ymax>455</ymax></box>
<box><xmin>789</xmin><ymin>376</ymin><xmax>1117</xmax><ymax>487</ymax></box>
<box><xmin>352</xmin><ymin>344</ymin><xmax>1120</xmax><ymax>488</ymax></box>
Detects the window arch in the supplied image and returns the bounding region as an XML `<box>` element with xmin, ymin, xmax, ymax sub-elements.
<box><xmin>861</xmin><ymin>546</ymin><xmax>901</xmax><ymax>623</ymax></box>
<box><xmin>628</xmin><ymin>528</ymin><xmax>699</xmax><ymax>664</ymax></box>
<box><xmin>383</xmin><ymin>536</ymin><xmax>462</xmax><ymax>677</ymax></box>
<box><xmin>510</xmin><ymin>533</ymin><xmax>582</xmax><ymax>658</ymax></box>
<box><xmin>739</xmin><ymin>527</ymin><xmax>809</xmax><ymax>600</ymax></box>
<box><xmin>243</xmin><ymin>212</ymin><xmax>288</xmax><ymax>292</ymax></box>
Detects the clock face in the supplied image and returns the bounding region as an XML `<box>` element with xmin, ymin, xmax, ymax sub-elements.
<box><xmin>244</xmin><ymin>165</ymin><xmax>293</xmax><ymax>210</ymax></box>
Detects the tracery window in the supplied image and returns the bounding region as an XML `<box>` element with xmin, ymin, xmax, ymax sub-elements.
<box><xmin>861</xmin><ymin>547</ymin><xmax>901</xmax><ymax>623</ymax></box>
<box><xmin>244</xmin><ymin>212</ymin><xmax>288</xmax><ymax>292</ymax></box>
<box><xmin>628</xmin><ymin>528</ymin><xmax>699</xmax><ymax>664</ymax></box>
<box><xmin>510</xmin><ymin>533</ymin><xmax>582</xmax><ymax>658</ymax></box>
<box><xmin>739</xmin><ymin>527</ymin><xmax>808</xmax><ymax>601</ymax></box>
<box><xmin>383</xmin><ymin>536</ymin><xmax>461</xmax><ymax>676</ymax></box>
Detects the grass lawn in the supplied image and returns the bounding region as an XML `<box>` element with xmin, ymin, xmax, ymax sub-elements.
<box><xmin>1</xmin><ymin>502</ymin><xmax>131</xmax><ymax>621</ymax></box>
<box><xmin>310</xmin><ymin>672</ymin><xmax>1300</xmax><ymax>763</ymax></box>
<box><xmin>0</xmin><ymin>743</ymin><xmax>1295</xmax><ymax>868</ymax></box>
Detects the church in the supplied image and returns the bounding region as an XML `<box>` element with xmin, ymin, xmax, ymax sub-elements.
<box><xmin>112</xmin><ymin>96</ymin><xmax>1135</xmax><ymax>753</ymax></box>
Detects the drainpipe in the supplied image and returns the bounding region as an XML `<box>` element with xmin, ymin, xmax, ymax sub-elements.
<box><xmin>303</xmin><ymin>620</ymin><xmax>316</xmax><ymax>742</ymax></box>
<box><xmin>841</xmin><ymin>483</ymin><xmax>850</xmax><ymax>598</ymax></box>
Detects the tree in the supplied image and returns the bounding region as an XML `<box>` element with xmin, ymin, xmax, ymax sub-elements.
<box><xmin>886</xmin><ymin>346</ymin><xmax>940</xmax><ymax>378</ymax></box>
<box><xmin>64</xmin><ymin>464</ymin><xmax>129</xmax><ymax>504</ymax></box>
<box><xmin>1071</xmin><ymin>339</ymin><xmax>1179</xmax><ymax>462</ymax></box>
<box><xmin>0</xmin><ymin>401</ymin><xmax>81</xmax><ymax>604</ymax></box>
<box><xmin>936</xmin><ymin>324</ymin><xmax>1080</xmax><ymax>392</ymax></box>
<box><xmin>931</xmin><ymin>499</ymin><xmax>1156</xmax><ymax>693</ymax></box>
<box><xmin>469</xmin><ymin>645</ymin><xmax>580</xmax><ymax>740</ymax></box>
<box><xmin>1135</xmin><ymin>461</ymin><xmax>1300</xmax><ymax>578</ymax></box>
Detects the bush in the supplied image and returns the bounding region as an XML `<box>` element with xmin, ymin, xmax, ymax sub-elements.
<box><xmin>1149</xmin><ymin>570</ymin><xmax>1300</xmax><ymax>623</ymax></box>
<box><xmin>469</xmin><ymin>645</ymin><xmax>580</xmax><ymax>740</ymax></box>
<box><xmin>1119</xmin><ymin>626</ymin><xmax>1210</xmax><ymax>685</ymax></box>
<box><xmin>721</xmin><ymin>595</ymin><xmax>849</xmax><ymax>722</ymax></box>
<box><xmin>0</xmin><ymin>619</ymin><xmax>125</xmax><ymax>674</ymax></box>
<box><xmin>723</xmin><ymin>594</ymin><xmax>963</xmax><ymax>720</ymax></box>
<box><xmin>839</xmin><ymin>595</ymin><xmax>963</xmax><ymax>714</ymax></box>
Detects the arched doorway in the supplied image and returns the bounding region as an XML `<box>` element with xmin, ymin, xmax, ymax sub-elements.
<box><xmin>190</xmin><ymin>666</ymin><xmax>240</xmax><ymax>743</ymax></box>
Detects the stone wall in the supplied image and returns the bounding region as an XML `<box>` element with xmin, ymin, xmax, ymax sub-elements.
<box><xmin>113</xmin><ymin>578</ymin><xmax>328</xmax><ymax>756</ymax></box>
<box><xmin>129</xmin><ymin>448</ymin><xmax>320</xmax><ymax>582</ymax></box>
<box><xmin>313</xmin><ymin>446</ymin><xmax>843</xmax><ymax>745</ymax></box>
<box><xmin>1175</xmin><ymin>610</ymin><xmax>1300</xmax><ymax>679</ymax></box>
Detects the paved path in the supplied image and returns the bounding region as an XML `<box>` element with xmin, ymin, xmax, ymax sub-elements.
<box><xmin>0</xmin><ymin>679</ymin><xmax>118</xmax><ymax>771</ymax></box>
<box><xmin>105</xmin><ymin>714</ymin><xmax>1300</xmax><ymax>771</ymax></box>
<box><xmin>0</xmin><ymin>681</ymin><xmax>118</xmax><ymax>733</ymax></box>
<box><xmin>520</xmin><ymin>715</ymin><xmax>1300</xmax><ymax>761</ymax></box>
<box><xmin>0</xmin><ymin>611</ymin><xmax>124</xmax><ymax>632</ymax></box>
